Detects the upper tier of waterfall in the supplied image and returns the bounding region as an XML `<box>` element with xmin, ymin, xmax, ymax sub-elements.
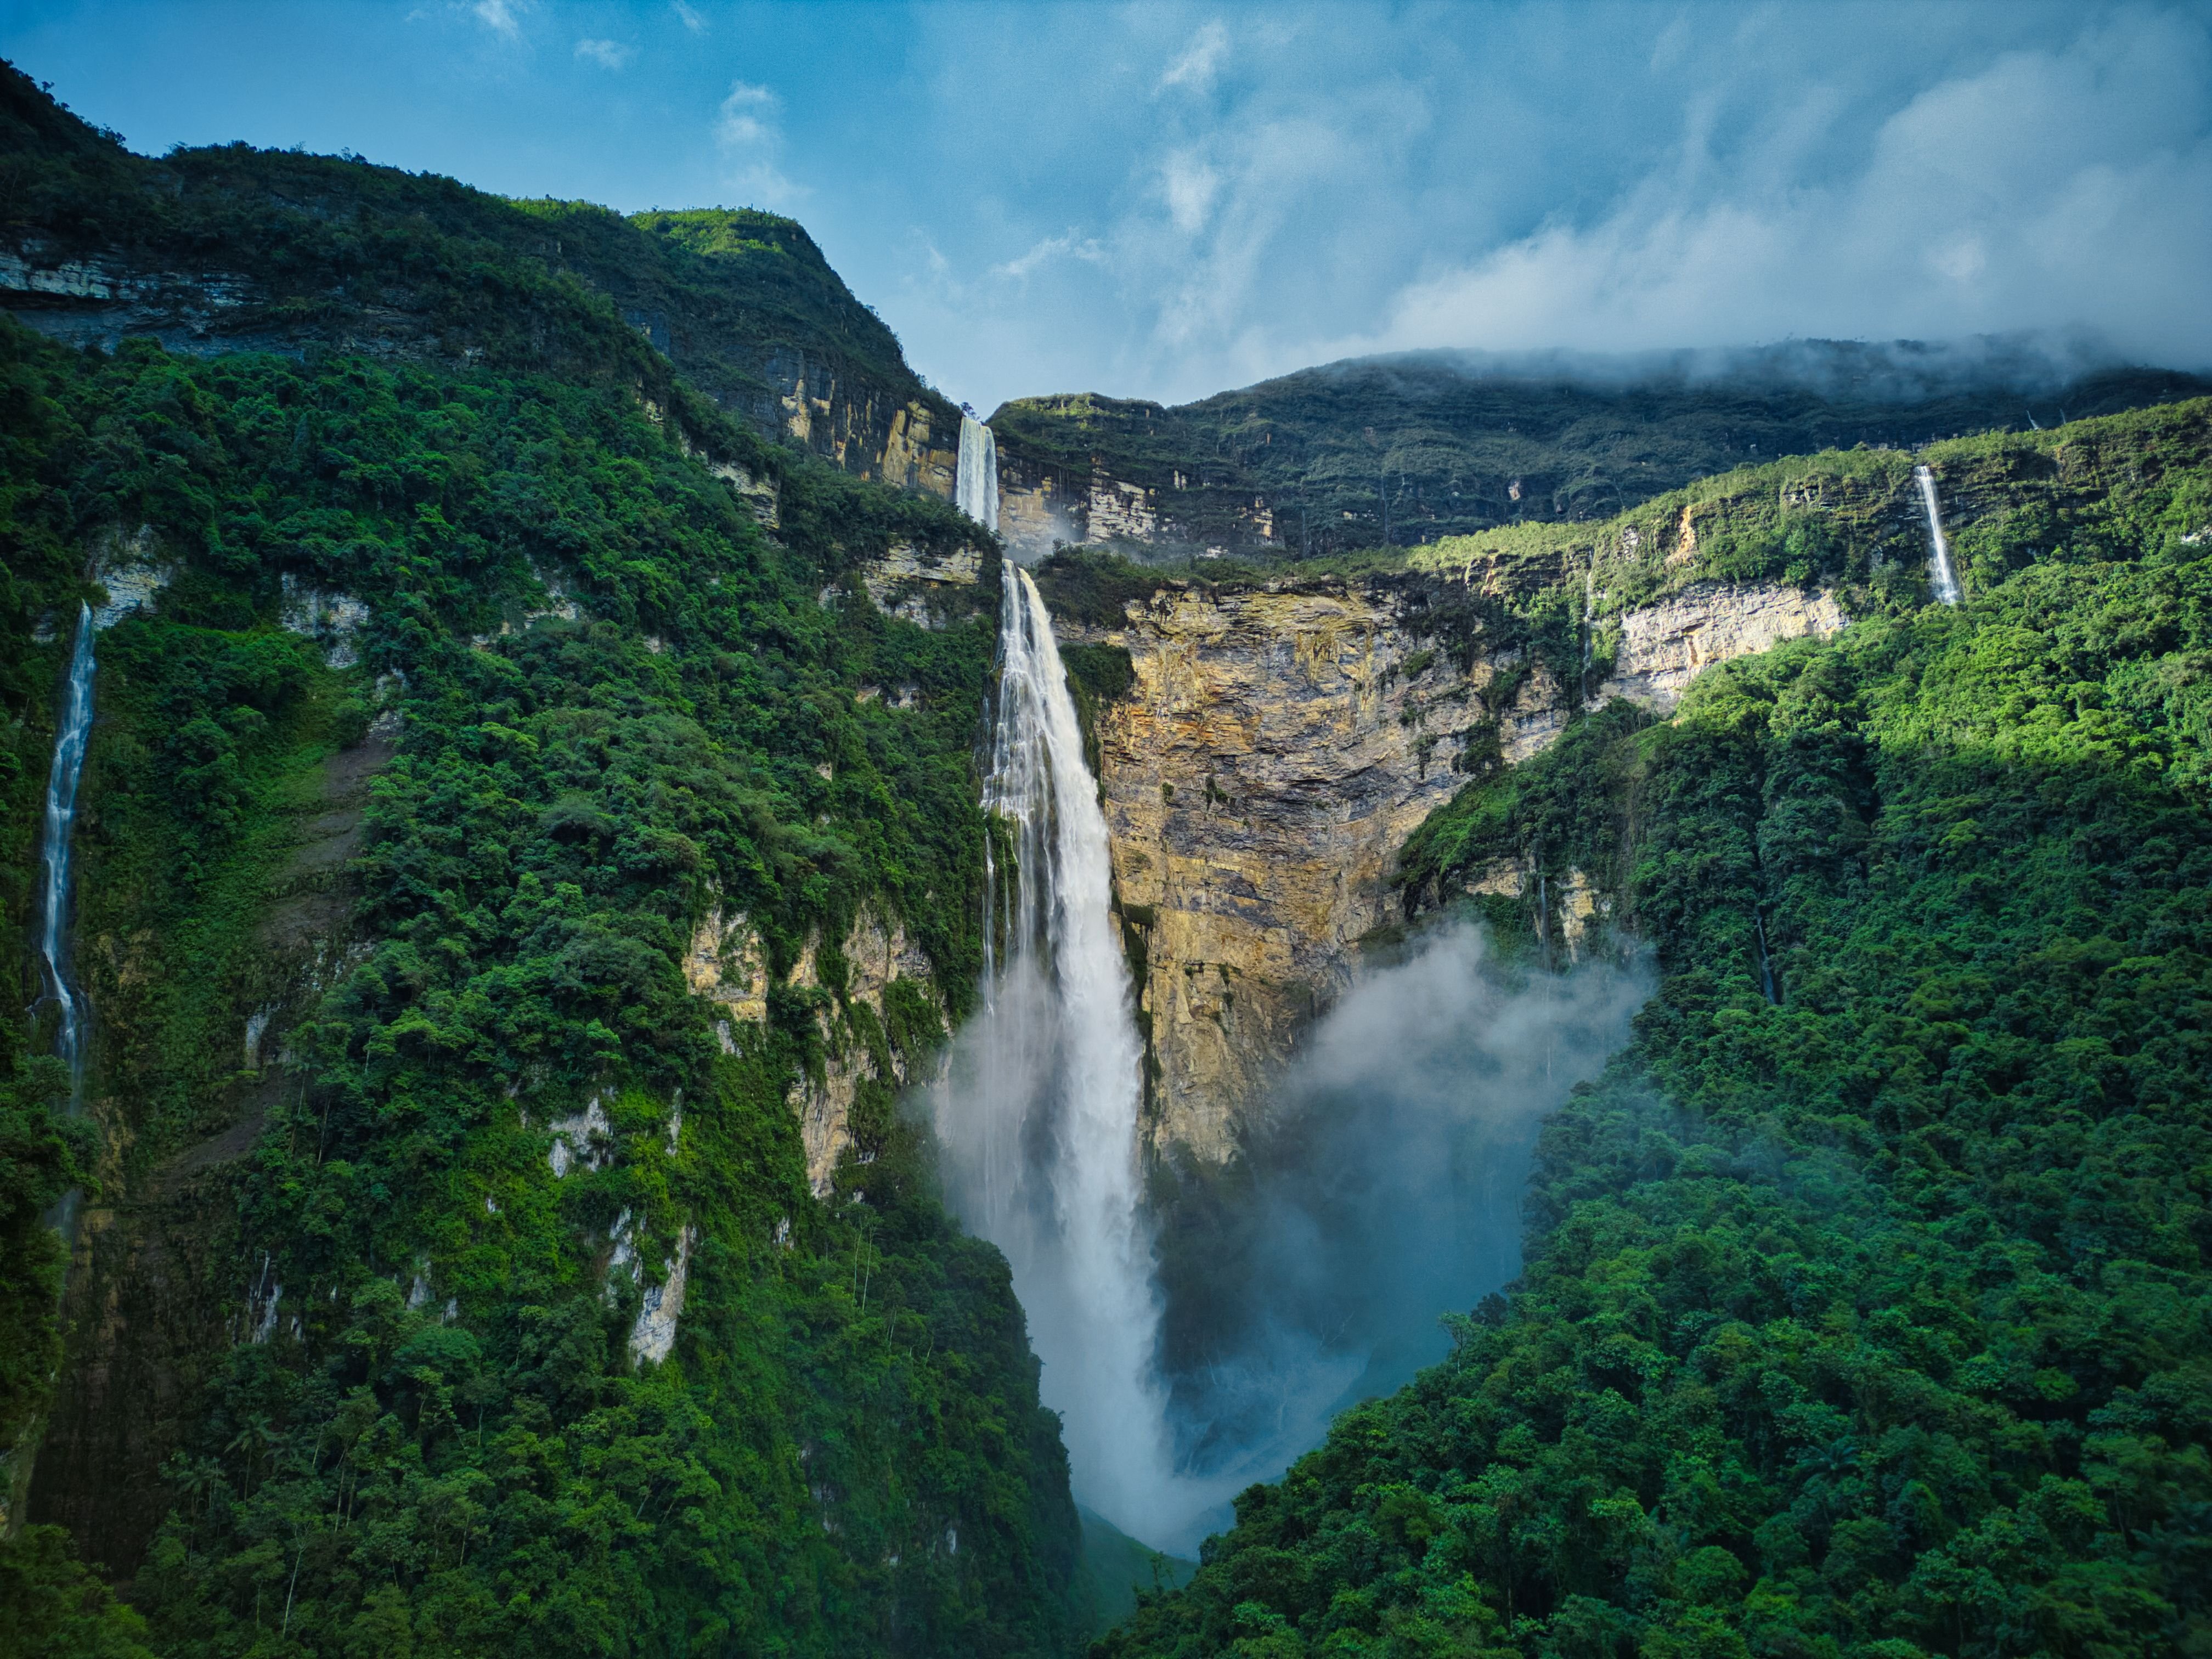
<box><xmin>956</xmin><ymin>413</ymin><xmax>998</xmax><ymax>533</ymax></box>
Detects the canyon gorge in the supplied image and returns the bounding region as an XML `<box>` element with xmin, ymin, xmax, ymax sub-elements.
<box><xmin>3</xmin><ymin>54</ymin><xmax>2211</xmax><ymax>1659</ymax></box>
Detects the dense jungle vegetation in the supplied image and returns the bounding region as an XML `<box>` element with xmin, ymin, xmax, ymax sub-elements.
<box><xmin>1</xmin><ymin>63</ymin><xmax>1090</xmax><ymax>1656</ymax></box>
<box><xmin>0</xmin><ymin>59</ymin><xmax>951</xmax><ymax>465</ymax></box>
<box><xmin>1099</xmin><ymin>402</ymin><xmax>2212</xmax><ymax>1657</ymax></box>
<box><xmin>0</xmin><ymin>307</ymin><xmax>1080</xmax><ymax>1656</ymax></box>
<box><xmin>991</xmin><ymin>351</ymin><xmax>2209</xmax><ymax>561</ymax></box>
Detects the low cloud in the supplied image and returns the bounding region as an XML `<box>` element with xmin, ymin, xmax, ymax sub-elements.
<box><xmin>886</xmin><ymin>3</ymin><xmax>2212</xmax><ymax>415</ymax></box>
<box><xmin>672</xmin><ymin>1</ymin><xmax>707</xmax><ymax>32</ymax></box>
<box><xmin>1291</xmin><ymin>13</ymin><xmax>2212</xmax><ymax>385</ymax></box>
<box><xmin>1148</xmin><ymin>924</ymin><xmax>1651</xmax><ymax>1547</ymax></box>
<box><xmin>573</xmin><ymin>38</ymin><xmax>633</xmax><ymax>71</ymax></box>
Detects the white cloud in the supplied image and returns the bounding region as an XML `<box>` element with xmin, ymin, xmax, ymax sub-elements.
<box><xmin>574</xmin><ymin>38</ymin><xmax>634</xmax><ymax>70</ymax></box>
<box><xmin>1160</xmin><ymin>151</ymin><xmax>1220</xmax><ymax>234</ymax></box>
<box><xmin>1158</xmin><ymin>20</ymin><xmax>1228</xmax><ymax>94</ymax></box>
<box><xmin>713</xmin><ymin>81</ymin><xmax>804</xmax><ymax>208</ymax></box>
<box><xmin>471</xmin><ymin>0</ymin><xmax>525</xmax><ymax>40</ymax></box>
<box><xmin>1327</xmin><ymin>15</ymin><xmax>2212</xmax><ymax>371</ymax></box>
<box><xmin>672</xmin><ymin>1</ymin><xmax>707</xmax><ymax>32</ymax></box>
<box><xmin>994</xmin><ymin>229</ymin><xmax>1107</xmax><ymax>281</ymax></box>
<box><xmin>716</xmin><ymin>81</ymin><xmax>777</xmax><ymax>148</ymax></box>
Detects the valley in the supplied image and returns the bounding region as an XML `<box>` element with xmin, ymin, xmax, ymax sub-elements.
<box><xmin>3</xmin><ymin>52</ymin><xmax>2210</xmax><ymax>1659</ymax></box>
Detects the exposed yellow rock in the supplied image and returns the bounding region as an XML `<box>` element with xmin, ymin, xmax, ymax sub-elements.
<box><xmin>689</xmin><ymin>902</ymin><xmax>936</xmax><ymax>1196</ymax></box>
<box><xmin>1077</xmin><ymin>575</ymin><xmax>1846</xmax><ymax>1161</ymax></box>
<box><xmin>859</xmin><ymin>541</ymin><xmax>984</xmax><ymax>628</ymax></box>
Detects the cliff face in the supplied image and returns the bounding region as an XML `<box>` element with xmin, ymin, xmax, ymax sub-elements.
<box><xmin>990</xmin><ymin>353</ymin><xmax>2212</xmax><ymax>565</ymax></box>
<box><xmin>1065</xmin><ymin>575</ymin><xmax>1846</xmax><ymax>1161</ymax></box>
<box><xmin>997</xmin><ymin>442</ymin><xmax>1281</xmax><ymax>564</ymax></box>
<box><xmin>31</xmin><ymin>724</ymin><xmax>388</xmax><ymax>1570</ymax></box>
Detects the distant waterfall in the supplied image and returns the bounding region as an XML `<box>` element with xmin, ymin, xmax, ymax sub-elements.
<box><xmin>956</xmin><ymin>413</ymin><xmax>998</xmax><ymax>533</ymax></box>
<box><xmin>934</xmin><ymin>567</ymin><xmax>1172</xmax><ymax>1537</ymax></box>
<box><xmin>1915</xmin><ymin>465</ymin><xmax>1962</xmax><ymax>606</ymax></box>
<box><xmin>39</xmin><ymin>603</ymin><xmax>97</xmax><ymax>1102</ymax></box>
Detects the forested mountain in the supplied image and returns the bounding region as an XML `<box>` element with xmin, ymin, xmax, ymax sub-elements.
<box><xmin>0</xmin><ymin>60</ymin><xmax>957</xmax><ymax>481</ymax></box>
<box><xmin>990</xmin><ymin>347</ymin><xmax>2210</xmax><ymax>561</ymax></box>
<box><xmin>1</xmin><ymin>65</ymin><xmax>1075</xmax><ymax>1657</ymax></box>
<box><xmin>5</xmin><ymin>48</ymin><xmax>2211</xmax><ymax>1659</ymax></box>
<box><xmin>1098</xmin><ymin>402</ymin><xmax>2212</xmax><ymax>1657</ymax></box>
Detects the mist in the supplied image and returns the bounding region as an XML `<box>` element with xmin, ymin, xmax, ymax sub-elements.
<box><xmin>1142</xmin><ymin>925</ymin><xmax>1650</xmax><ymax>1545</ymax></box>
<box><xmin>1296</xmin><ymin>329</ymin><xmax>2155</xmax><ymax>405</ymax></box>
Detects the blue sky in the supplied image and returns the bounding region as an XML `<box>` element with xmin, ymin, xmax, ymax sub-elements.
<box><xmin>5</xmin><ymin>1</ymin><xmax>2209</xmax><ymax>413</ymax></box>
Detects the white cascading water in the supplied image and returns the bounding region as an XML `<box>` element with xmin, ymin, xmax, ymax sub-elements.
<box><xmin>40</xmin><ymin>602</ymin><xmax>98</xmax><ymax>1099</ymax></box>
<box><xmin>934</xmin><ymin>566</ymin><xmax>1179</xmax><ymax>1539</ymax></box>
<box><xmin>956</xmin><ymin>413</ymin><xmax>998</xmax><ymax>533</ymax></box>
<box><xmin>1915</xmin><ymin>465</ymin><xmax>1962</xmax><ymax>606</ymax></box>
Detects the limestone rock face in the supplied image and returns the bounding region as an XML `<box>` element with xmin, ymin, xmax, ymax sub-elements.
<box><xmin>997</xmin><ymin>446</ymin><xmax>1282</xmax><ymax>565</ymax></box>
<box><xmin>859</xmin><ymin>541</ymin><xmax>985</xmax><ymax>629</ymax></box>
<box><xmin>686</xmin><ymin>902</ymin><xmax>936</xmax><ymax>1195</ymax></box>
<box><xmin>1596</xmin><ymin>582</ymin><xmax>1848</xmax><ymax>710</ymax></box>
<box><xmin>1070</xmin><ymin>576</ymin><xmax>1846</xmax><ymax>1160</ymax></box>
<box><xmin>1083</xmin><ymin>581</ymin><xmax>1469</xmax><ymax>1160</ymax></box>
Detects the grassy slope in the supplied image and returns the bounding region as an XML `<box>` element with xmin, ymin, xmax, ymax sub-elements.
<box><xmin>1095</xmin><ymin>405</ymin><xmax>2212</xmax><ymax>1658</ymax></box>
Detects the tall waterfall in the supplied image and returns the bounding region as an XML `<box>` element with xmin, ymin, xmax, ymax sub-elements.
<box><xmin>934</xmin><ymin>567</ymin><xmax>1175</xmax><ymax>1538</ymax></box>
<box><xmin>39</xmin><ymin>602</ymin><xmax>97</xmax><ymax>1102</ymax></box>
<box><xmin>956</xmin><ymin>413</ymin><xmax>998</xmax><ymax>533</ymax></box>
<box><xmin>1915</xmin><ymin>465</ymin><xmax>1962</xmax><ymax>606</ymax></box>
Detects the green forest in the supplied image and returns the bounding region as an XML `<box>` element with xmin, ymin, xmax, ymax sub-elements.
<box><xmin>1100</xmin><ymin>403</ymin><xmax>2212</xmax><ymax>1657</ymax></box>
<box><xmin>0</xmin><ymin>312</ymin><xmax>1081</xmax><ymax>1656</ymax></box>
<box><xmin>6</xmin><ymin>44</ymin><xmax>2212</xmax><ymax>1659</ymax></box>
<box><xmin>988</xmin><ymin>354</ymin><xmax>2209</xmax><ymax>560</ymax></box>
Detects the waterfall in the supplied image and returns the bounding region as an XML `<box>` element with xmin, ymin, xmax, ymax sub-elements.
<box><xmin>1915</xmin><ymin>465</ymin><xmax>1962</xmax><ymax>606</ymax></box>
<box><xmin>956</xmin><ymin>413</ymin><xmax>998</xmax><ymax>533</ymax></box>
<box><xmin>935</xmin><ymin>567</ymin><xmax>1176</xmax><ymax>1539</ymax></box>
<box><xmin>39</xmin><ymin>603</ymin><xmax>97</xmax><ymax>1101</ymax></box>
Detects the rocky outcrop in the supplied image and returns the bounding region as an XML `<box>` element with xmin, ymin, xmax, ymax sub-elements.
<box><xmin>1065</xmin><ymin>575</ymin><xmax>1846</xmax><ymax>1161</ymax></box>
<box><xmin>1595</xmin><ymin>582</ymin><xmax>1849</xmax><ymax>709</ymax></box>
<box><xmin>997</xmin><ymin>444</ymin><xmax>1282</xmax><ymax>565</ymax></box>
<box><xmin>767</xmin><ymin>349</ymin><xmax>961</xmax><ymax>499</ymax></box>
<box><xmin>686</xmin><ymin>902</ymin><xmax>939</xmax><ymax>1194</ymax></box>
<box><xmin>857</xmin><ymin>540</ymin><xmax>985</xmax><ymax>629</ymax></box>
<box><xmin>2</xmin><ymin>253</ymin><xmax>960</xmax><ymax>505</ymax></box>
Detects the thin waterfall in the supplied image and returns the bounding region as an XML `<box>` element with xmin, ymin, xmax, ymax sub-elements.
<box><xmin>40</xmin><ymin>602</ymin><xmax>97</xmax><ymax>1102</ymax></box>
<box><xmin>956</xmin><ymin>413</ymin><xmax>998</xmax><ymax>533</ymax></box>
<box><xmin>934</xmin><ymin>567</ymin><xmax>1175</xmax><ymax>1538</ymax></box>
<box><xmin>1915</xmin><ymin>465</ymin><xmax>1962</xmax><ymax>606</ymax></box>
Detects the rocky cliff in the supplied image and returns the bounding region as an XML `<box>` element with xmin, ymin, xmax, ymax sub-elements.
<box><xmin>1060</xmin><ymin>571</ymin><xmax>1846</xmax><ymax>1160</ymax></box>
<box><xmin>991</xmin><ymin>349</ymin><xmax>2212</xmax><ymax>565</ymax></box>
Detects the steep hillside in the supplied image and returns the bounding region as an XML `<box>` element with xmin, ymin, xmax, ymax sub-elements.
<box><xmin>0</xmin><ymin>60</ymin><xmax>963</xmax><ymax>492</ymax></box>
<box><xmin>1097</xmin><ymin>402</ymin><xmax>2212</xmax><ymax>1656</ymax></box>
<box><xmin>0</xmin><ymin>70</ymin><xmax>1080</xmax><ymax>1656</ymax></box>
<box><xmin>991</xmin><ymin>345</ymin><xmax>2210</xmax><ymax>562</ymax></box>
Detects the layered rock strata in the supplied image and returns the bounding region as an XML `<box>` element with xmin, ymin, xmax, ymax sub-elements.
<box><xmin>1065</xmin><ymin>576</ymin><xmax>1846</xmax><ymax>1161</ymax></box>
